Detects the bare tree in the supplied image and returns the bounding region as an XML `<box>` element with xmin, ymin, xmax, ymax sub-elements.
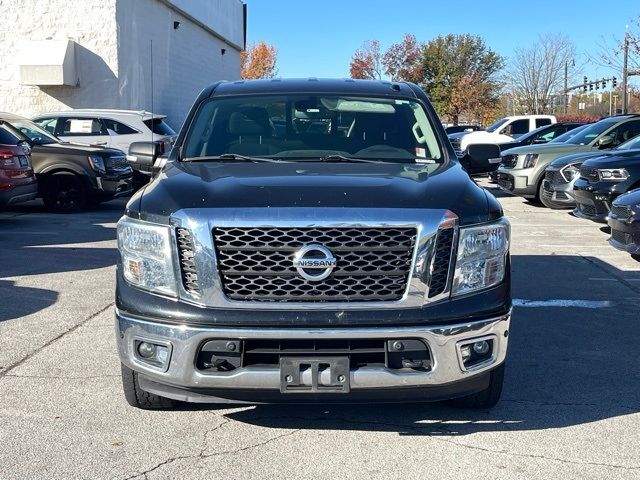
<box><xmin>505</xmin><ymin>34</ymin><xmax>576</xmax><ymax>114</ymax></box>
<box><xmin>592</xmin><ymin>18</ymin><xmax>640</xmax><ymax>73</ymax></box>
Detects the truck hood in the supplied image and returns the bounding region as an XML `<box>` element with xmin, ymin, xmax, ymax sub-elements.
<box><xmin>614</xmin><ymin>187</ymin><xmax>640</xmax><ymax>206</ymax></box>
<box><xmin>501</xmin><ymin>143</ymin><xmax>587</xmax><ymax>156</ymax></box>
<box><xmin>132</xmin><ymin>161</ymin><xmax>502</xmax><ymax>226</ymax></box>
<box><xmin>582</xmin><ymin>148</ymin><xmax>640</xmax><ymax>169</ymax></box>
<box><xmin>549</xmin><ymin>151</ymin><xmax>611</xmax><ymax>168</ymax></box>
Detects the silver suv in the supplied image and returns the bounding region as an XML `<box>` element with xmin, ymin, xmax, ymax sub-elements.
<box><xmin>32</xmin><ymin>109</ymin><xmax>176</xmax><ymax>154</ymax></box>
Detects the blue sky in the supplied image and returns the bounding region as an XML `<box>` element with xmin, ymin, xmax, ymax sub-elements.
<box><xmin>245</xmin><ymin>0</ymin><xmax>640</xmax><ymax>85</ymax></box>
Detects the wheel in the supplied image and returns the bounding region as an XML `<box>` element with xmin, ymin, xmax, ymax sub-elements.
<box><xmin>42</xmin><ymin>173</ymin><xmax>87</xmax><ymax>213</ymax></box>
<box><xmin>449</xmin><ymin>362</ymin><xmax>505</xmax><ymax>409</ymax></box>
<box><xmin>120</xmin><ymin>363</ymin><xmax>177</xmax><ymax>410</ymax></box>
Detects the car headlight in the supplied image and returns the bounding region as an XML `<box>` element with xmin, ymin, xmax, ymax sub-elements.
<box><xmin>117</xmin><ymin>217</ymin><xmax>177</xmax><ymax>296</ymax></box>
<box><xmin>452</xmin><ymin>219</ymin><xmax>510</xmax><ymax>296</ymax></box>
<box><xmin>560</xmin><ymin>163</ymin><xmax>581</xmax><ymax>182</ymax></box>
<box><xmin>597</xmin><ymin>168</ymin><xmax>629</xmax><ymax>181</ymax></box>
<box><xmin>87</xmin><ymin>155</ymin><xmax>106</xmax><ymax>174</ymax></box>
<box><xmin>522</xmin><ymin>154</ymin><xmax>539</xmax><ymax>169</ymax></box>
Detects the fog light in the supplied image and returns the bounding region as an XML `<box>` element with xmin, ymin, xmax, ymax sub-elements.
<box><xmin>138</xmin><ymin>342</ymin><xmax>157</xmax><ymax>358</ymax></box>
<box><xmin>473</xmin><ymin>340</ymin><xmax>490</xmax><ymax>355</ymax></box>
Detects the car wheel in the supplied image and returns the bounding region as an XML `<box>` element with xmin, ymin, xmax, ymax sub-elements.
<box><xmin>42</xmin><ymin>173</ymin><xmax>87</xmax><ymax>213</ymax></box>
<box><xmin>449</xmin><ymin>362</ymin><xmax>505</xmax><ymax>409</ymax></box>
<box><xmin>120</xmin><ymin>363</ymin><xmax>177</xmax><ymax>410</ymax></box>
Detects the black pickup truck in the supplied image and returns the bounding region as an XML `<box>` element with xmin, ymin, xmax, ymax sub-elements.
<box><xmin>116</xmin><ymin>79</ymin><xmax>511</xmax><ymax>409</ymax></box>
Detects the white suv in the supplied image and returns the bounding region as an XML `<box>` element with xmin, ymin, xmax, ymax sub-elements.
<box><xmin>448</xmin><ymin>115</ymin><xmax>557</xmax><ymax>157</ymax></box>
<box><xmin>32</xmin><ymin>109</ymin><xmax>177</xmax><ymax>154</ymax></box>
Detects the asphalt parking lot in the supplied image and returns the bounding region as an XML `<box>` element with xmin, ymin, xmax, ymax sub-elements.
<box><xmin>1</xmin><ymin>181</ymin><xmax>639</xmax><ymax>480</ymax></box>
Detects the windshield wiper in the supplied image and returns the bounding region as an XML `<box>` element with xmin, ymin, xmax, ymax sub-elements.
<box><xmin>316</xmin><ymin>155</ymin><xmax>386</xmax><ymax>163</ymax></box>
<box><xmin>183</xmin><ymin>154</ymin><xmax>287</xmax><ymax>163</ymax></box>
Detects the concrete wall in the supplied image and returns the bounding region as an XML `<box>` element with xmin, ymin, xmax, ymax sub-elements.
<box><xmin>0</xmin><ymin>0</ymin><xmax>119</xmax><ymax>117</ymax></box>
<box><xmin>115</xmin><ymin>0</ymin><xmax>242</xmax><ymax>131</ymax></box>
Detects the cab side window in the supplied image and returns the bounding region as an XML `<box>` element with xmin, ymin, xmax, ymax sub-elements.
<box><xmin>35</xmin><ymin>117</ymin><xmax>58</xmax><ymax>134</ymax></box>
<box><xmin>610</xmin><ymin>120</ymin><xmax>640</xmax><ymax>146</ymax></box>
<box><xmin>101</xmin><ymin>118</ymin><xmax>138</xmax><ymax>135</ymax></box>
<box><xmin>57</xmin><ymin>118</ymin><xmax>107</xmax><ymax>137</ymax></box>
<box><xmin>503</xmin><ymin>119</ymin><xmax>529</xmax><ymax>136</ymax></box>
<box><xmin>536</xmin><ymin>118</ymin><xmax>552</xmax><ymax>128</ymax></box>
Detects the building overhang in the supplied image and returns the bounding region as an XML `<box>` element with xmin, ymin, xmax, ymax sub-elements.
<box><xmin>18</xmin><ymin>39</ymin><xmax>78</xmax><ymax>87</ymax></box>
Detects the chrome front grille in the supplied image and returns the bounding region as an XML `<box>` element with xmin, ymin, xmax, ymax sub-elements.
<box><xmin>213</xmin><ymin>227</ymin><xmax>417</xmax><ymax>302</ymax></box>
<box><xmin>106</xmin><ymin>155</ymin><xmax>129</xmax><ymax>170</ymax></box>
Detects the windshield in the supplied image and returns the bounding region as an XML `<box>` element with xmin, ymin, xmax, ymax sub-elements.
<box><xmin>7</xmin><ymin>119</ymin><xmax>58</xmax><ymax>145</ymax></box>
<box><xmin>550</xmin><ymin>124</ymin><xmax>590</xmax><ymax>143</ymax></box>
<box><xmin>182</xmin><ymin>94</ymin><xmax>443</xmax><ymax>162</ymax></box>
<box><xmin>485</xmin><ymin>118</ymin><xmax>509</xmax><ymax>133</ymax></box>
<box><xmin>561</xmin><ymin>119</ymin><xmax>617</xmax><ymax>145</ymax></box>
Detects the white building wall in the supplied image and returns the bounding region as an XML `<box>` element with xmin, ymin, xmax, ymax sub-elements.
<box><xmin>115</xmin><ymin>0</ymin><xmax>243</xmax><ymax>130</ymax></box>
<box><xmin>0</xmin><ymin>0</ymin><xmax>119</xmax><ymax>116</ymax></box>
<box><xmin>0</xmin><ymin>0</ymin><xmax>243</xmax><ymax>131</ymax></box>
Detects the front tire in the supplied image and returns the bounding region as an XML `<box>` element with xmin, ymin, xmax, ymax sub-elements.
<box><xmin>449</xmin><ymin>363</ymin><xmax>505</xmax><ymax>409</ymax></box>
<box><xmin>120</xmin><ymin>364</ymin><xmax>177</xmax><ymax>410</ymax></box>
<box><xmin>42</xmin><ymin>173</ymin><xmax>87</xmax><ymax>213</ymax></box>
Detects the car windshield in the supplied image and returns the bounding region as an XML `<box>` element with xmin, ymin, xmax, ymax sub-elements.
<box><xmin>7</xmin><ymin>119</ymin><xmax>58</xmax><ymax>145</ymax></box>
<box><xmin>561</xmin><ymin>119</ymin><xmax>618</xmax><ymax>145</ymax></box>
<box><xmin>549</xmin><ymin>123</ymin><xmax>590</xmax><ymax>143</ymax></box>
<box><xmin>485</xmin><ymin>118</ymin><xmax>509</xmax><ymax>133</ymax></box>
<box><xmin>182</xmin><ymin>94</ymin><xmax>443</xmax><ymax>163</ymax></box>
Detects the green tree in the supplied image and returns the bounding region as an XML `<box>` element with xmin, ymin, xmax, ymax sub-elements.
<box><xmin>421</xmin><ymin>34</ymin><xmax>504</xmax><ymax>124</ymax></box>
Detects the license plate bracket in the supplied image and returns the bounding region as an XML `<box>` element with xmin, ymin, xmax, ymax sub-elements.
<box><xmin>279</xmin><ymin>356</ymin><xmax>350</xmax><ymax>393</ymax></box>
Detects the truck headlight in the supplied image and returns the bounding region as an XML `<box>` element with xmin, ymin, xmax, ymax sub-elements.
<box><xmin>117</xmin><ymin>217</ymin><xmax>177</xmax><ymax>296</ymax></box>
<box><xmin>522</xmin><ymin>154</ymin><xmax>539</xmax><ymax>168</ymax></box>
<box><xmin>452</xmin><ymin>219</ymin><xmax>510</xmax><ymax>296</ymax></box>
<box><xmin>560</xmin><ymin>162</ymin><xmax>581</xmax><ymax>182</ymax></box>
<box><xmin>597</xmin><ymin>168</ymin><xmax>629</xmax><ymax>181</ymax></box>
<box><xmin>87</xmin><ymin>155</ymin><xmax>106</xmax><ymax>174</ymax></box>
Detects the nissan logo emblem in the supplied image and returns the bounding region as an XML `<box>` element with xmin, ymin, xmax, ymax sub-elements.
<box><xmin>292</xmin><ymin>244</ymin><xmax>337</xmax><ymax>281</ymax></box>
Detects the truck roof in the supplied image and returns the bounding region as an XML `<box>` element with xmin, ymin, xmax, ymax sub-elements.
<box><xmin>210</xmin><ymin>78</ymin><xmax>420</xmax><ymax>98</ymax></box>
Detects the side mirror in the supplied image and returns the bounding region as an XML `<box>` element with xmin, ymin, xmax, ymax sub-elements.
<box><xmin>597</xmin><ymin>135</ymin><xmax>614</xmax><ymax>149</ymax></box>
<box><xmin>127</xmin><ymin>141</ymin><xmax>161</xmax><ymax>171</ymax></box>
<box><xmin>463</xmin><ymin>144</ymin><xmax>502</xmax><ymax>174</ymax></box>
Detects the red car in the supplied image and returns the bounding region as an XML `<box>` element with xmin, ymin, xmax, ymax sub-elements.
<box><xmin>0</xmin><ymin>123</ymin><xmax>37</xmax><ymax>207</ymax></box>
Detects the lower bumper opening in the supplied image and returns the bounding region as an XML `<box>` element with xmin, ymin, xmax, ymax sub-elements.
<box><xmin>196</xmin><ymin>338</ymin><xmax>432</xmax><ymax>373</ymax></box>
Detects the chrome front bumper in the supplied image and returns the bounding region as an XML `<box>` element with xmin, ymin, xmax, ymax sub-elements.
<box><xmin>116</xmin><ymin>309</ymin><xmax>510</xmax><ymax>397</ymax></box>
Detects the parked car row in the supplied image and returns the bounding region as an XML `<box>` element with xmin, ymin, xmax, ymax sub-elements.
<box><xmin>0</xmin><ymin>109</ymin><xmax>176</xmax><ymax>212</ymax></box>
<box><xmin>495</xmin><ymin>113</ymin><xmax>640</xmax><ymax>259</ymax></box>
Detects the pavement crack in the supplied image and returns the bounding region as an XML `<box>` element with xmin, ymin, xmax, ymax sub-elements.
<box><xmin>579</xmin><ymin>254</ymin><xmax>640</xmax><ymax>295</ymax></box>
<box><xmin>0</xmin><ymin>303</ymin><xmax>114</xmax><ymax>379</ymax></box>
<box><xmin>121</xmin><ymin>419</ymin><xmax>299</xmax><ymax>479</ymax></box>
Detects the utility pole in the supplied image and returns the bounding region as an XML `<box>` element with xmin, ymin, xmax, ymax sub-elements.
<box><xmin>622</xmin><ymin>34</ymin><xmax>629</xmax><ymax>114</ymax></box>
<box><xmin>564</xmin><ymin>61</ymin><xmax>569</xmax><ymax>114</ymax></box>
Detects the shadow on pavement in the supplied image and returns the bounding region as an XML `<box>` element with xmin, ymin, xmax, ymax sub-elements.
<box><xmin>220</xmin><ymin>254</ymin><xmax>640</xmax><ymax>434</ymax></box>
<box><xmin>0</xmin><ymin>198</ymin><xmax>128</xmax><ymax>321</ymax></box>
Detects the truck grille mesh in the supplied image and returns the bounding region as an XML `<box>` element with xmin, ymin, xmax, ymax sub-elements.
<box><xmin>611</xmin><ymin>205</ymin><xmax>632</xmax><ymax>219</ymax></box>
<box><xmin>213</xmin><ymin>227</ymin><xmax>417</xmax><ymax>302</ymax></box>
<box><xmin>176</xmin><ymin>228</ymin><xmax>200</xmax><ymax>295</ymax></box>
<box><xmin>428</xmin><ymin>227</ymin><xmax>455</xmax><ymax>297</ymax></box>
